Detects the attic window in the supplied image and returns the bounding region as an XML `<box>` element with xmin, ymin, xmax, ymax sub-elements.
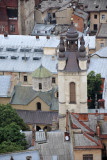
<box><xmin>0</xmin><ymin>56</ymin><xmax>8</xmax><ymax>59</ymax></box>
<box><xmin>20</xmin><ymin>48</ymin><xmax>31</xmax><ymax>52</ymax></box>
<box><xmin>22</xmin><ymin>57</ymin><xmax>29</xmax><ymax>60</ymax></box>
<box><xmin>11</xmin><ymin>56</ymin><xmax>19</xmax><ymax>60</ymax></box>
<box><xmin>6</xmin><ymin>48</ymin><xmax>17</xmax><ymax>52</ymax></box>
<box><xmin>33</xmin><ymin>57</ymin><xmax>41</xmax><ymax>60</ymax></box>
<box><xmin>95</xmin><ymin>5</ymin><xmax>99</xmax><ymax>8</ymax></box>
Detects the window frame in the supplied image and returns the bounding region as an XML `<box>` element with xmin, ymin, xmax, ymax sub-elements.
<box><xmin>37</xmin><ymin>102</ymin><xmax>41</xmax><ymax>110</ymax></box>
<box><xmin>102</xmin><ymin>15</ymin><xmax>105</xmax><ymax>20</ymax></box>
<box><xmin>10</xmin><ymin>24</ymin><xmax>15</xmax><ymax>32</ymax></box>
<box><xmin>83</xmin><ymin>154</ymin><xmax>93</xmax><ymax>160</ymax></box>
<box><xmin>52</xmin><ymin>77</ymin><xmax>56</xmax><ymax>83</ymax></box>
<box><xmin>70</xmin><ymin>82</ymin><xmax>76</xmax><ymax>104</ymax></box>
<box><xmin>94</xmin><ymin>14</ymin><xmax>97</xmax><ymax>19</ymax></box>
<box><xmin>24</xmin><ymin>75</ymin><xmax>27</xmax><ymax>82</ymax></box>
<box><xmin>39</xmin><ymin>83</ymin><xmax>42</xmax><ymax>89</ymax></box>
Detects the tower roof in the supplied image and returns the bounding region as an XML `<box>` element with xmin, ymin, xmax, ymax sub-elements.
<box><xmin>32</xmin><ymin>65</ymin><xmax>52</xmax><ymax>78</ymax></box>
<box><xmin>66</xmin><ymin>19</ymin><xmax>79</xmax><ymax>41</ymax></box>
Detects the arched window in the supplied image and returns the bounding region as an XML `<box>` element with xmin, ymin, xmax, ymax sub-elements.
<box><xmin>36</xmin><ymin>126</ymin><xmax>41</xmax><ymax>131</ymax></box>
<box><xmin>37</xmin><ymin>102</ymin><xmax>41</xmax><ymax>110</ymax></box>
<box><xmin>70</xmin><ymin>82</ymin><xmax>76</xmax><ymax>103</ymax></box>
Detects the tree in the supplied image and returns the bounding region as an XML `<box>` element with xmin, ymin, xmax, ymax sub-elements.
<box><xmin>87</xmin><ymin>71</ymin><xmax>103</xmax><ymax>108</ymax></box>
<box><xmin>0</xmin><ymin>104</ymin><xmax>29</xmax><ymax>153</ymax></box>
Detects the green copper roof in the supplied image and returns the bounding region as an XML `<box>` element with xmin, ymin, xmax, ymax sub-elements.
<box><xmin>32</xmin><ymin>65</ymin><xmax>52</xmax><ymax>78</ymax></box>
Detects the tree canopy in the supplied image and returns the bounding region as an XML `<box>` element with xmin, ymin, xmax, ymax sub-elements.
<box><xmin>0</xmin><ymin>104</ymin><xmax>29</xmax><ymax>153</ymax></box>
<box><xmin>87</xmin><ymin>71</ymin><xmax>103</xmax><ymax>108</ymax></box>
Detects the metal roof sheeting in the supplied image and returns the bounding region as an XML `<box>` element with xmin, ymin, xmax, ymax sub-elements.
<box><xmin>0</xmin><ymin>75</ymin><xmax>11</xmax><ymax>97</ymax></box>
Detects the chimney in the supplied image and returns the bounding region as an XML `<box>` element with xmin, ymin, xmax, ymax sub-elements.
<box><xmin>46</xmin><ymin>35</ymin><xmax>50</xmax><ymax>39</ymax></box>
<box><xmin>96</xmin><ymin>122</ymin><xmax>100</xmax><ymax>137</ymax></box>
<box><xmin>36</xmin><ymin>35</ymin><xmax>39</xmax><ymax>39</ymax></box>
<box><xmin>32</xmin><ymin>125</ymin><xmax>35</xmax><ymax>146</ymax></box>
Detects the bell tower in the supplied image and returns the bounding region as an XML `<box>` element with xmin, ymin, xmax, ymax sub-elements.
<box><xmin>58</xmin><ymin>19</ymin><xmax>88</xmax><ymax>131</ymax></box>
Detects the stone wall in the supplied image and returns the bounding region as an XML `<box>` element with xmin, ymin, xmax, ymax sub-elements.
<box><xmin>18</xmin><ymin>0</ymin><xmax>35</xmax><ymax>35</ymax></box>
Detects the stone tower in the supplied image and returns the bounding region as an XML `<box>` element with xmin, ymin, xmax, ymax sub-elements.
<box><xmin>58</xmin><ymin>20</ymin><xmax>88</xmax><ymax>131</ymax></box>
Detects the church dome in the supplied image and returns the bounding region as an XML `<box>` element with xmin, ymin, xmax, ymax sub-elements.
<box><xmin>32</xmin><ymin>65</ymin><xmax>52</xmax><ymax>92</ymax></box>
<box><xmin>32</xmin><ymin>65</ymin><xmax>52</xmax><ymax>78</ymax></box>
<box><xmin>66</xmin><ymin>19</ymin><xmax>79</xmax><ymax>41</ymax></box>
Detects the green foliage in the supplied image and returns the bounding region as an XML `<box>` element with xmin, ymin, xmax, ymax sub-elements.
<box><xmin>87</xmin><ymin>71</ymin><xmax>102</xmax><ymax>108</ymax></box>
<box><xmin>0</xmin><ymin>104</ymin><xmax>29</xmax><ymax>153</ymax></box>
<box><xmin>0</xmin><ymin>104</ymin><xmax>29</xmax><ymax>130</ymax></box>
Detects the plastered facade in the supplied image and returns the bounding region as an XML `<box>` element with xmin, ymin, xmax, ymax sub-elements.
<box><xmin>90</xmin><ymin>12</ymin><xmax>100</xmax><ymax>31</ymax></box>
<box><xmin>18</xmin><ymin>0</ymin><xmax>35</xmax><ymax>35</ymax></box>
<box><xmin>74</xmin><ymin>149</ymin><xmax>102</xmax><ymax>160</ymax></box>
<box><xmin>96</xmin><ymin>38</ymin><xmax>107</xmax><ymax>51</ymax></box>
<box><xmin>12</xmin><ymin>97</ymin><xmax>50</xmax><ymax>111</ymax></box>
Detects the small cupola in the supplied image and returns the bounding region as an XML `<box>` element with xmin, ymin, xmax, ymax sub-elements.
<box><xmin>32</xmin><ymin>65</ymin><xmax>52</xmax><ymax>92</ymax></box>
<box><xmin>66</xmin><ymin>18</ymin><xmax>79</xmax><ymax>52</ymax></box>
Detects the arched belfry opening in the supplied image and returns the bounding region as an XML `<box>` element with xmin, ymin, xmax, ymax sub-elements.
<box><xmin>70</xmin><ymin>82</ymin><xmax>76</xmax><ymax>103</ymax></box>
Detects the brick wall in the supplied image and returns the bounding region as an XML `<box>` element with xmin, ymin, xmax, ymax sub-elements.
<box><xmin>72</xmin><ymin>14</ymin><xmax>84</xmax><ymax>32</ymax></box>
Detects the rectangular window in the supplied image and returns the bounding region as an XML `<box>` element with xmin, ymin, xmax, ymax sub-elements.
<box><xmin>52</xmin><ymin>77</ymin><xmax>56</xmax><ymax>83</ymax></box>
<box><xmin>100</xmin><ymin>43</ymin><xmax>104</xmax><ymax>48</ymax></box>
<box><xmin>39</xmin><ymin>83</ymin><xmax>42</xmax><ymax>89</ymax></box>
<box><xmin>53</xmin><ymin>13</ymin><xmax>55</xmax><ymax>18</ymax></box>
<box><xmin>94</xmin><ymin>24</ymin><xmax>97</xmax><ymax>31</ymax></box>
<box><xmin>83</xmin><ymin>154</ymin><xmax>93</xmax><ymax>160</ymax></box>
<box><xmin>24</xmin><ymin>76</ymin><xmax>27</xmax><ymax>82</ymax></box>
<box><xmin>94</xmin><ymin>15</ymin><xmax>97</xmax><ymax>19</ymax></box>
<box><xmin>102</xmin><ymin>15</ymin><xmax>105</xmax><ymax>20</ymax></box>
<box><xmin>10</xmin><ymin>24</ymin><xmax>15</xmax><ymax>32</ymax></box>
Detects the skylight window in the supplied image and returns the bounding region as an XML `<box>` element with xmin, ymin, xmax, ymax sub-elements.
<box><xmin>34</xmin><ymin>49</ymin><xmax>43</xmax><ymax>52</ymax></box>
<box><xmin>11</xmin><ymin>56</ymin><xmax>19</xmax><ymax>60</ymax></box>
<box><xmin>0</xmin><ymin>56</ymin><xmax>8</xmax><ymax>59</ymax></box>
<box><xmin>33</xmin><ymin>57</ymin><xmax>41</xmax><ymax>60</ymax></box>
<box><xmin>6</xmin><ymin>48</ymin><xmax>17</xmax><ymax>52</ymax></box>
<box><xmin>20</xmin><ymin>48</ymin><xmax>31</xmax><ymax>52</ymax></box>
<box><xmin>22</xmin><ymin>57</ymin><xmax>29</xmax><ymax>60</ymax></box>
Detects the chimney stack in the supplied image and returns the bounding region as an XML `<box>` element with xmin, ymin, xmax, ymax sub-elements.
<box><xmin>36</xmin><ymin>35</ymin><xmax>39</xmax><ymax>39</ymax></box>
<box><xmin>96</xmin><ymin>122</ymin><xmax>100</xmax><ymax>137</ymax></box>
